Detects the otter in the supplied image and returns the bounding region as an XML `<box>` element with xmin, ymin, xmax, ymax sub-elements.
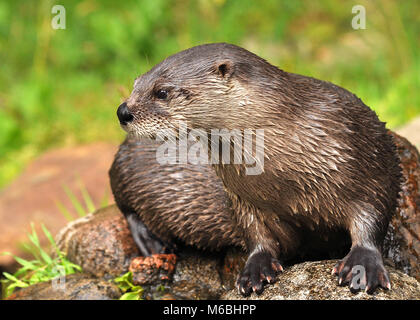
<box><xmin>110</xmin><ymin>43</ymin><xmax>402</xmax><ymax>295</ymax></box>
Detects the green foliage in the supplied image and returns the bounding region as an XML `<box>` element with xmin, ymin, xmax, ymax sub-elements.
<box><xmin>55</xmin><ymin>178</ymin><xmax>111</xmax><ymax>221</ymax></box>
<box><xmin>0</xmin><ymin>0</ymin><xmax>419</xmax><ymax>187</ymax></box>
<box><xmin>1</xmin><ymin>181</ymin><xmax>108</xmax><ymax>299</ymax></box>
<box><xmin>113</xmin><ymin>271</ymin><xmax>144</xmax><ymax>300</ymax></box>
<box><xmin>1</xmin><ymin>223</ymin><xmax>82</xmax><ymax>299</ymax></box>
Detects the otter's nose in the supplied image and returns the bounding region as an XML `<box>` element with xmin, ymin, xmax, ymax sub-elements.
<box><xmin>117</xmin><ymin>102</ymin><xmax>134</xmax><ymax>125</ymax></box>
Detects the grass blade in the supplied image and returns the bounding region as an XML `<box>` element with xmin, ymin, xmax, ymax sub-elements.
<box><xmin>55</xmin><ymin>200</ymin><xmax>75</xmax><ymax>221</ymax></box>
<box><xmin>41</xmin><ymin>224</ymin><xmax>56</xmax><ymax>248</ymax></box>
<box><xmin>100</xmin><ymin>189</ymin><xmax>110</xmax><ymax>208</ymax></box>
<box><xmin>63</xmin><ymin>185</ymin><xmax>87</xmax><ymax>217</ymax></box>
<box><xmin>77</xmin><ymin>179</ymin><xmax>96</xmax><ymax>213</ymax></box>
<box><xmin>28</xmin><ymin>223</ymin><xmax>52</xmax><ymax>264</ymax></box>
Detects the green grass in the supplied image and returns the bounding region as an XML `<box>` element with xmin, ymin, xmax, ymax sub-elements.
<box><xmin>55</xmin><ymin>179</ymin><xmax>111</xmax><ymax>221</ymax></box>
<box><xmin>0</xmin><ymin>181</ymin><xmax>112</xmax><ymax>299</ymax></box>
<box><xmin>1</xmin><ymin>224</ymin><xmax>82</xmax><ymax>299</ymax></box>
<box><xmin>0</xmin><ymin>0</ymin><xmax>419</xmax><ymax>188</ymax></box>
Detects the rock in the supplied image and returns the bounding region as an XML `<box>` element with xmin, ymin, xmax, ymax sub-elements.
<box><xmin>130</xmin><ymin>254</ymin><xmax>177</xmax><ymax>285</ymax></box>
<box><xmin>384</xmin><ymin>132</ymin><xmax>420</xmax><ymax>280</ymax></box>
<box><xmin>55</xmin><ymin>206</ymin><xmax>225</xmax><ymax>299</ymax></box>
<box><xmin>7</xmin><ymin>274</ymin><xmax>121</xmax><ymax>300</ymax></box>
<box><xmin>220</xmin><ymin>249</ymin><xmax>247</xmax><ymax>290</ymax></box>
<box><xmin>221</xmin><ymin>260</ymin><xmax>420</xmax><ymax>300</ymax></box>
<box><xmin>111</xmin><ymin>249</ymin><xmax>225</xmax><ymax>300</ymax></box>
<box><xmin>55</xmin><ymin>206</ymin><xmax>420</xmax><ymax>300</ymax></box>
<box><xmin>56</xmin><ymin>205</ymin><xmax>140</xmax><ymax>279</ymax></box>
<box><xmin>167</xmin><ymin>250</ymin><xmax>226</xmax><ymax>300</ymax></box>
<box><xmin>0</xmin><ymin>143</ymin><xmax>117</xmax><ymax>270</ymax></box>
<box><xmin>54</xmin><ymin>195</ymin><xmax>419</xmax><ymax>300</ymax></box>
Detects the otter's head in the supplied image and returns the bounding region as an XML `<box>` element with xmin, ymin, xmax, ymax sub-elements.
<box><xmin>117</xmin><ymin>43</ymin><xmax>283</xmax><ymax>139</ymax></box>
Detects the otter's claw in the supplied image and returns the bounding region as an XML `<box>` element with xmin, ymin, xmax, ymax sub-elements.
<box><xmin>236</xmin><ymin>252</ymin><xmax>283</xmax><ymax>296</ymax></box>
<box><xmin>332</xmin><ymin>246</ymin><xmax>391</xmax><ymax>294</ymax></box>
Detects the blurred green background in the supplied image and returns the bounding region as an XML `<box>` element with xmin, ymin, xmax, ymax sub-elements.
<box><xmin>0</xmin><ymin>0</ymin><xmax>419</xmax><ymax>189</ymax></box>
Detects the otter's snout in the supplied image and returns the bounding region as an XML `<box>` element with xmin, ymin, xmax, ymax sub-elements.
<box><xmin>117</xmin><ymin>102</ymin><xmax>134</xmax><ymax>125</ymax></box>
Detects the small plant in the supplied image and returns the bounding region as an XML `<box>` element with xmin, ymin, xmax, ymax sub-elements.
<box><xmin>1</xmin><ymin>223</ymin><xmax>82</xmax><ymax>299</ymax></box>
<box><xmin>55</xmin><ymin>178</ymin><xmax>111</xmax><ymax>221</ymax></box>
<box><xmin>1</xmin><ymin>178</ymin><xmax>107</xmax><ymax>299</ymax></box>
<box><xmin>113</xmin><ymin>271</ymin><xmax>144</xmax><ymax>300</ymax></box>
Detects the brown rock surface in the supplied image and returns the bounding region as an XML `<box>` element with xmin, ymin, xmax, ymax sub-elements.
<box><xmin>53</xmin><ymin>206</ymin><xmax>420</xmax><ymax>300</ymax></box>
<box><xmin>56</xmin><ymin>205</ymin><xmax>140</xmax><ymax>278</ymax></box>
<box><xmin>221</xmin><ymin>260</ymin><xmax>420</xmax><ymax>300</ymax></box>
<box><xmin>7</xmin><ymin>273</ymin><xmax>121</xmax><ymax>300</ymax></box>
<box><xmin>384</xmin><ymin>132</ymin><xmax>420</xmax><ymax>280</ymax></box>
<box><xmin>130</xmin><ymin>254</ymin><xmax>177</xmax><ymax>285</ymax></box>
<box><xmin>0</xmin><ymin>143</ymin><xmax>117</xmax><ymax>269</ymax></box>
<box><xmin>55</xmin><ymin>206</ymin><xmax>225</xmax><ymax>300</ymax></box>
<box><xmin>168</xmin><ymin>250</ymin><xmax>226</xmax><ymax>300</ymax></box>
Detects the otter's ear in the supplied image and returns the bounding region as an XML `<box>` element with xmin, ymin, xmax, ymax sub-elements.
<box><xmin>215</xmin><ymin>60</ymin><xmax>234</xmax><ymax>79</ymax></box>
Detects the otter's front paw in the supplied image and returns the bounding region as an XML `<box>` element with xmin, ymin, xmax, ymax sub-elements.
<box><xmin>236</xmin><ymin>252</ymin><xmax>283</xmax><ymax>296</ymax></box>
<box><xmin>332</xmin><ymin>246</ymin><xmax>391</xmax><ymax>294</ymax></box>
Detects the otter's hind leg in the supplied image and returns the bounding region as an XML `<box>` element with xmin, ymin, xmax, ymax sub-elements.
<box><xmin>125</xmin><ymin>211</ymin><xmax>175</xmax><ymax>256</ymax></box>
<box><xmin>332</xmin><ymin>203</ymin><xmax>391</xmax><ymax>293</ymax></box>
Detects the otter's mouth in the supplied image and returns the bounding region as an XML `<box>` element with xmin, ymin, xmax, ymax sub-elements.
<box><xmin>122</xmin><ymin>117</ymin><xmax>180</xmax><ymax>142</ymax></box>
<box><xmin>124</xmin><ymin>123</ymin><xmax>157</xmax><ymax>140</ymax></box>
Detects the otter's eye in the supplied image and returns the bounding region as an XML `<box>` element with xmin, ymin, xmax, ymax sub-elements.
<box><xmin>155</xmin><ymin>89</ymin><xmax>168</xmax><ymax>100</ymax></box>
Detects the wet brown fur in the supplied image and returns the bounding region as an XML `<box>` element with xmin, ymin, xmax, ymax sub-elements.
<box><xmin>110</xmin><ymin>137</ymin><xmax>246</xmax><ymax>250</ymax></box>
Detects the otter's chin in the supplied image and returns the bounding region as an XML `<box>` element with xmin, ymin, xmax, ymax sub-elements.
<box><xmin>126</xmin><ymin>123</ymin><xmax>163</xmax><ymax>140</ymax></box>
<box><xmin>127</xmin><ymin>129</ymin><xmax>157</xmax><ymax>141</ymax></box>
